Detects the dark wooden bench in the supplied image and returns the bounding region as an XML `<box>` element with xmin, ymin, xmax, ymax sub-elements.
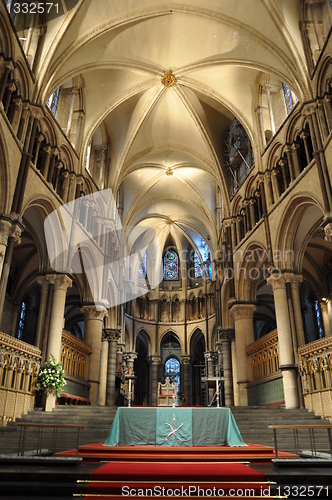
<box><xmin>58</xmin><ymin>393</ymin><xmax>90</xmax><ymax>406</ymax></box>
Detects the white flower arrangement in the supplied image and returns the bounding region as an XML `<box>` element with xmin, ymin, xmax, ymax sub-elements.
<box><xmin>36</xmin><ymin>355</ymin><xmax>66</xmax><ymax>397</ymax></box>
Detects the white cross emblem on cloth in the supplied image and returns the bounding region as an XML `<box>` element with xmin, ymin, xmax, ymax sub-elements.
<box><xmin>165</xmin><ymin>413</ymin><xmax>184</xmax><ymax>443</ymax></box>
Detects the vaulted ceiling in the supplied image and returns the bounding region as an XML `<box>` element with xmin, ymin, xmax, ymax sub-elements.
<box><xmin>35</xmin><ymin>0</ymin><xmax>310</xmax><ymax>262</ymax></box>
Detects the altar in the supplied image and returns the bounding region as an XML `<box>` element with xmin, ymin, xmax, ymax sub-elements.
<box><xmin>104</xmin><ymin>407</ymin><xmax>246</xmax><ymax>447</ymax></box>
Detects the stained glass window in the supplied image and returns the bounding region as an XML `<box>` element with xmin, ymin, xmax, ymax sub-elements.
<box><xmin>164</xmin><ymin>250</ymin><xmax>179</xmax><ymax>280</ymax></box>
<box><xmin>165</xmin><ymin>357</ymin><xmax>180</xmax><ymax>405</ymax></box>
<box><xmin>17</xmin><ymin>301</ymin><xmax>26</xmax><ymax>340</ymax></box>
<box><xmin>194</xmin><ymin>252</ymin><xmax>203</xmax><ymax>278</ymax></box>
<box><xmin>138</xmin><ymin>252</ymin><xmax>147</xmax><ymax>278</ymax></box>
<box><xmin>282</xmin><ymin>83</ymin><xmax>294</xmax><ymax>115</ymax></box>
<box><xmin>197</xmin><ymin>239</ymin><xmax>212</xmax><ymax>280</ymax></box>
<box><xmin>47</xmin><ymin>88</ymin><xmax>60</xmax><ymax>116</ymax></box>
<box><xmin>314</xmin><ymin>300</ymin><xmax>324</xmax><ymax>339</ymax></box>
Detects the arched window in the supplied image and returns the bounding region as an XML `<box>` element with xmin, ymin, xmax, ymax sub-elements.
<box><xmin>282</xmin><ymin>83</ymin><xmax>298</xmax><ymax>115</ymax></box>
<box><xmin>17</xmin><ymin>301</ymin><xmax>26</xmax><ymax>340</ymax></box>
<box><xmin>165</xmin><ymin>357</ymin><xmax>180</xmax><ymax>405</ymax></box>
<box><xmin>194</xmin><ymin>252</ymin><xmax>203</xmax><ymax>278</ymax></box>
<box><xmin>47</xmin><ymin>87</ymin><xmax>60</xmax><ymax>116</ymax></box>
<box><xmin>164</xmin><ymin>250</ymin><xmax>179</xmax><ymax>280</ymax></box>
<box><xmin>314</xmin><ymin>300</ymin><xmax>324</xmax><ymax>339</ymax></box>
<box><xmin>138</xmin><ymin>252</ymin><xmax>147</xmax><ymax>278</ymax></box>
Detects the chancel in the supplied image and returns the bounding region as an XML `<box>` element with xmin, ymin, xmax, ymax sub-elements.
<box><xmin>1</xmin><ymin>0</ymin><xmax>332</xmax><ymax>496</ymax></box>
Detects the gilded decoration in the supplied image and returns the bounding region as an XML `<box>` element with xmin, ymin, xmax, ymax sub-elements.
<box><xmin>161</xmin><ymin>70</ymin><xmax>176</xmax><ymax>88</ymax></box>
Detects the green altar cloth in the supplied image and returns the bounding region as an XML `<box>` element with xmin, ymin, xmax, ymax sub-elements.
<box><xmin>104</xmin><ymin>407</ymin><xmax>246</xmax><ymax>447</ymax></box>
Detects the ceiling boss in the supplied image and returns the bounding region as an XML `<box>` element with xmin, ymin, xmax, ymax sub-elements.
<box><xmin>161</xmin><ymin>69</ymin><xmax>177</xmax><ymax>87</ymax></box>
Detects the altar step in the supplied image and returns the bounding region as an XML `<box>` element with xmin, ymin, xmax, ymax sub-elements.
<box><xmin>230</xmin><ymin>406</ymin><xmax>329</xmax><ymax>453</ymax></box>
<box><xmin>0</xmin><ymin>406</ymin><xmax>117</xmax><ymax>455</ymax></box>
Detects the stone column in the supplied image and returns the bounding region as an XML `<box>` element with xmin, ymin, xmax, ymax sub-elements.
<box><xmin>181</xmin><ymin>355</ymin><xmax>191</xmax><ymax>406</ymax></box>
<box><xmin>320</xmin><ymin>302</ymin><xmax>331</xmax><ymax>337</ymax></box>
<box><xmin>35</xmin><ymin>276</ymin><xmax>50</xmax><ymax>350</ymax></box>
<box><xmin>10</xmin><ymin>96</ymin><xmax>22</xmax><ymax>133</ymax></box>
<box><xmin>75</xmin><ymin>111</ymin><xmax>84</xmax><ymax>150</ymax></box>
<box><xmin>45</xmin><ymin>274</ymin><xmax>72</xmax><ymax>411</ymax></box>
<box><xmin>271</xmin><ymin>170</ymin><xmax>280</xmax><ymax>201</ymax></box>
<box><xmin>81</xmin><ymin>305</ymin><xmax>108</xmax><ymax>406</ymax></box>
<box><xmin>0</xmin><ymin>218</ymin><xmax>13</xmax><ymax>279</ymax></box>
<box><xmin>219</xmin><ymin>329</ymin><xmax>235</xmax><ymax>406</ymax></box>
<box><xmin>229</xmin><ymin>302</ymin><xmax>256</xmax><ymax>406</ymax></box>
<box><xmin>99</xmin><ymin>329</ymin><xmax>109</xmax><ymax>406</ymax></box>
<box><xmin>267</xmin><ymin>274</ymin><xmax>299</xmax><ymax>409</ymax></box>
<box><xmin>264</xmin><ymin>85</ymin><xmax>276</xmax><ymax>135</ymax></box>
<box><xmin>106</xmin><ymin>329</ymin><xmax>120</xmax><ymax>406</ymax></box>
<box><xmin>256</xmin><ymin>105</ymin><xmax>266</xmax><ymax>149</ymax></box>
<box><xmin>231</xmin><ymin>339</ymin><xmax>240</xmax><ymax>406</ymax></box>
<box><xmin>265</xmin><ymin>173</ymin><xmax>274</xmax><ymax>207</ymax></box>
<box><xmin>300</xmin><ymin>130</ymin><xmax>311</xmax><ymax>165</ymax></box>
<box><xmin>288</xmin><ymin>274</ymin><xmax>306</xmax><ymax>347</ymax></box>
<box><xmin>279</xmin><ymin>159</ymin><xmax>288</xmax><ymax>191</ymax></box>
<box><xmin>323</xmin><ymin>95</ymin><xmax>332</xmax><ymax>132</ymax></box>
<box><xmin>123</xmin><ymin>351</ymin><xmax>137</xmax><ymax>405</ymax></box>
<box><xmin>46</xmin><ymin>275</ymin><xmax>72</xmax><ymax>361</ymax></box>
<box><xmin>150</xmin><ymin>355</ymin><xmax>161</xmax><ymax>406</ymax></box>
<box><xmin>317</xmin><ymin>101</ymin><xmax>328</xmax><ymax>141</ymax></box>
<box><xmin>0</xmin><ymin>63</ymin><xmax>13</xmax><ymax>103</ymax></box>
<box><xmin>66</xmin><ymin>90</ymin><xmax>77</xmax><ymax>137</ymax></box>
<box><xmin>291</xmin><ymin>143</ymin><xmax>301</xmax><ymax>178</ymax></box>
<box><xmin>40</xmin><ymin>145</ymin><xmax>51</xmax><ymax>179</ymax></box>
<box><xmin>285</xmin><ymin>147</ymin><xmax>295</xmax><ymax>183</ymax></box>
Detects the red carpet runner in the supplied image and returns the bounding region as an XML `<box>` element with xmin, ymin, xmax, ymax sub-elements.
<box><xmin>84</xmin><ymin>461</ymin><xmax>268</xmax><ymax>499</ymax></box>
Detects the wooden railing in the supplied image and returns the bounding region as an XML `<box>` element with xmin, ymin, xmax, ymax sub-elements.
<box><xmin>246</xmin><ymin>329</ymin><xmax>279</xmax><ymax>381</ymax></box>
<box><xmin>0</xmin><ymin>332</ymin><xmax>41</xmax><ymax>425</ymax></box>
<box><xmin>61</xmin><ymin>330</ymin><xmax>91</xmax><ymax>381</ymax></box>
<box><xmin>298</xmin><ymin>336</ymin><xmax>332</xmax><ymax>419</ymax></box>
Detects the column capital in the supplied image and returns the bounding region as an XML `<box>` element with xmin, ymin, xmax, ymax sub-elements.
<box><xmin>150</xmin><ymin>355</ymin><xmax>161</xmax><ymax>365</ymax></box>
<box><xmin>181</xmin><ymin>355</ymin><xmax>191</xmax><ymax>364</ymax></box>
<box><xmin>124</xmin><ymin>351</ymin><xmax>137</xmax><ymax>363</ymax></box>
<box><xmin>285</xmin><ymin>273</ymin><xmax>303</xmax><ymax>288</ymax></box>
<box><xmin>218</xmin><ymin>328</ymin><xmax>235</xmax><ymax>342</ymax></box>
<box><xmin>117</xmin><ymin>341</ymin><xmax>125</xmax><ymax>354</ymax></box>
<box><xmin>0</xmin><ymin>219</ymin><xmax>12</xmax><ymax>245</ymax></box>
<box><xmin>228</xmin><ymin>301</ymin><xmax>256</xmax><ymax>320</ymax></box>
<box><xmin>104</xmin><ymin>328</ymin><xmax>120</xmax><ymax>342</ymax></box>
<box><xmin>54</xmin><ymin>274</ymin><xmax>72</xmax><ymax>292</ymax></box>
<box><xmin>36</xmin><ymin>274</ymin><xmax>50</xmax><ymax>291</ymax></box>
<box><xmin>81</xmin><ymin>304</ymin><xmax>108</xmax><ymax>321</ymax></box>
<box><xmin>267</xmin><ymin>272</ymin><xmax>286</xmax><ymax>290</ymax></box>
<box><xmin>322</xmin><ymin>212</ymin><xmax>332</xmax><ymax>243</ymax></box>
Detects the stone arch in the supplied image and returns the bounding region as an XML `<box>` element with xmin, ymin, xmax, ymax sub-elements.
<box><xmin>0</xmin><ymin>127</ymin><xmax>10</xmax><ymax>213</ymax></box>
<box><xmin>316</xmin><ymin>55</ymin><xmax>332</xmax><ymax>96</ymax></box>
<box><xmin>13</xmin><ymin>58</ymin><xmax>30</xmax><ymax>100</ymax></box>
<box><xmin>237</xmin><ymin>242</ymin><xmax>269</xmax><ymax>302</ymax></box>
<box><xmin>136</xmin><ymin>328</ymin><xmax>151</xmax><ymax>353</ymax></box>
<box><xmin>275</xmin><ymin>193</ymin><xmax>324</xmax><ymax>271</ymax></box>
<box><xmin>0</xmin><ymin>12</ymin><xmax>13</xmax><ymax>58</ymax></box>
<box><xmin>22</xmin><ymin>196</ymin><xmax>59</xmax><ymax>271</ymax></box>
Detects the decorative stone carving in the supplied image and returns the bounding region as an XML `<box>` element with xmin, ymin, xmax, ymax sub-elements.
<box><xmin>229</xmin><ymin>302</ymin><xmax>256</xmax><ymax>321</ymax></box>
<box><xmin>54</xmin><ymin>274</ymin><xmax>72</xmax><ymax>292</ymax></box>
<box><xmin>81</xmin><ymin>305</ymin><xmax>108</xmax><ymax>321</ymax></box>
<box><xmin>161</xmin><ymin>69</ymin><xmax>176</xmax><ymax>88</ymax></box>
